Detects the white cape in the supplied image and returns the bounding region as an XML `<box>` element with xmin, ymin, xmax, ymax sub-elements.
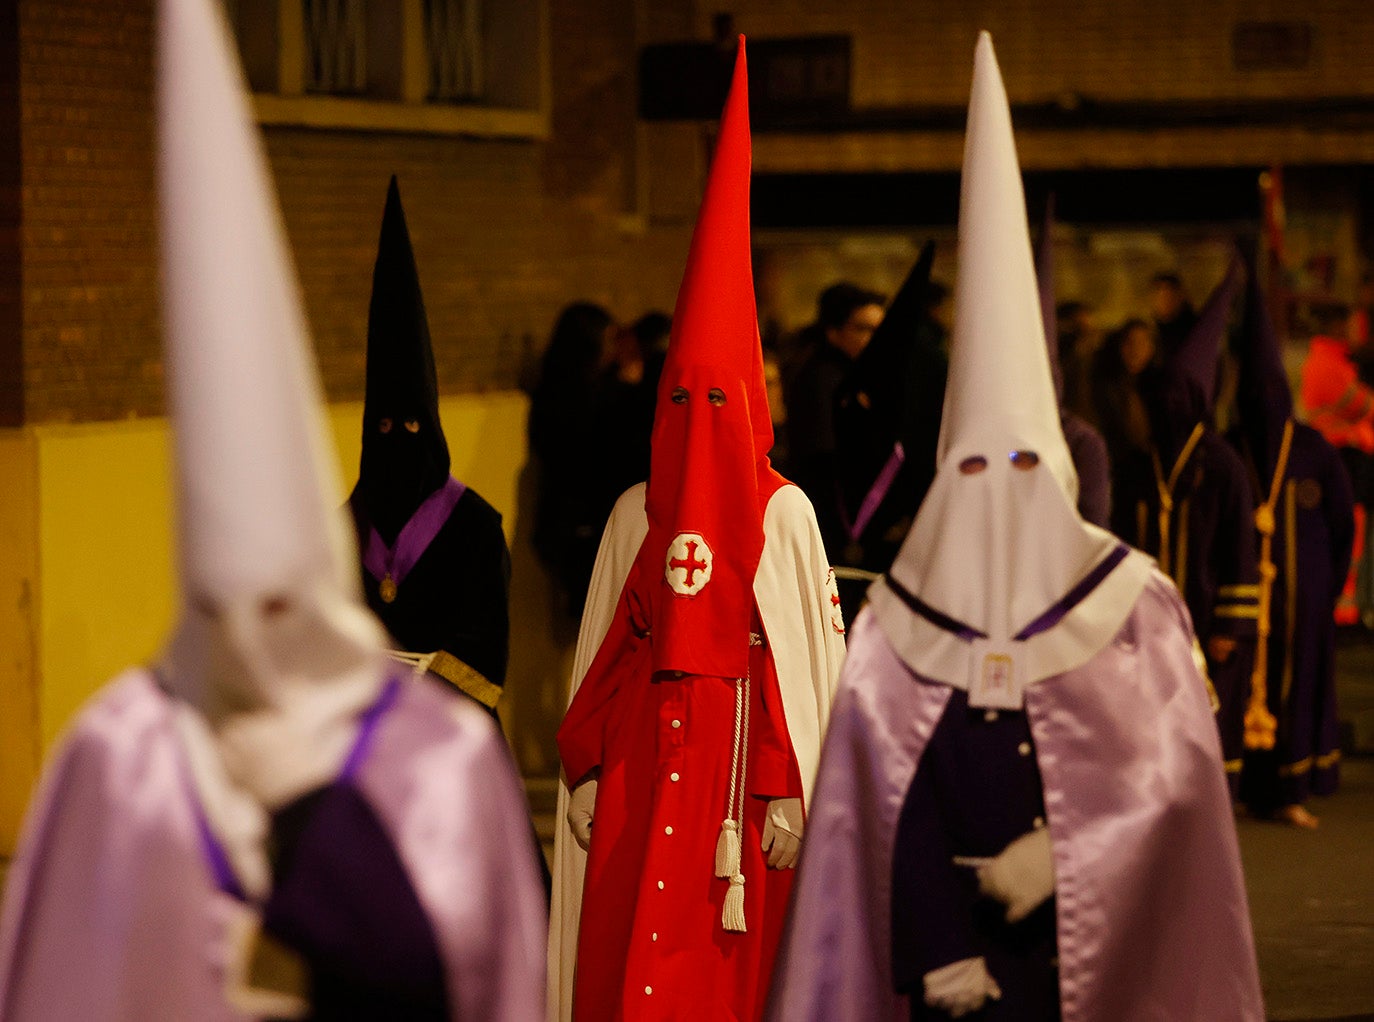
<box><xmin>545</xmin><ymin>481</ymin><xmax>846</xmax><ymax>1021</ymax></box>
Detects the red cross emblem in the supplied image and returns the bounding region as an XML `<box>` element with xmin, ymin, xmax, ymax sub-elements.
<box><xmin>664</xmin><ymin>532</ymin><xmax>714</xmax><ymax>596</ymax></box>
<box><xmin>826</xmin><ymin>567</ymin><xmax>846</xmax><ymax>635</ymax></box>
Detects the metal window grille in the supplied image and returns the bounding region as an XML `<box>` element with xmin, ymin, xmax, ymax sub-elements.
<box><xmin>303</xmin><ymin>0</ymin><xmax>368</xmax><ymax>95</ymax></box>
<box><xmin>425</xmin><ymin>0</ymin><xmax>484</xmax><ymax>102</ymax></box>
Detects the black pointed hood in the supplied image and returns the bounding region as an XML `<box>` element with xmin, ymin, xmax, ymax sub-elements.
<box><xmin>835</xmin><ymin>240</ymin><xmax>937</xmax><ymax>452</ymax></box>
<box><xmin>356</xmin><ymin>177</ymin><xmax>451</xmax><ymax>541</ymax></box>
<box><xmin>1235</xmin><ymin>251</ymin><xmax>1293</xmax><ymax>477</ymax></box>
<box><xmin>833</xmin><ymin>240</ymin><xmax>946</xmax><ymax>529</ymax></box>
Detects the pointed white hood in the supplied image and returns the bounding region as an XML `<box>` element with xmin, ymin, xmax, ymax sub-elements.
<box><xmin>155</xmin><ymin>0</ymin><xmax>386</xmax><ymax>879</ymax></box>
<box><xmin>867</xmin><ymin>33</ymin><xmax>1150</xmax><ymax>696</ymax></box>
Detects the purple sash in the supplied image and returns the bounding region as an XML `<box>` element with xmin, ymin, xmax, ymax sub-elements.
<box><xmin>190</xmin><ymin>674</ymin><xmax>405</xmax><ymax>900</ymax></box>
<box><xmin>884</xmin><ymin>543</ymin><xmax>1131</xmax><ymax>643</ymax></box>
<box><xmin>837</xmin><ymin>443</ymin><xmax>906</xmax><ymax>545</ymax></box>
<box><xmin>360</xmin><ymin>477</ymin><xmax>466</xmax><ymax>595</ymax></box>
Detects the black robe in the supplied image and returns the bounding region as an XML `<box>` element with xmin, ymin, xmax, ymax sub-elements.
<box><xmin>892</xmin><ymin>689</ymin><xmax>1059</xmax><ymax>1021</ymax></box>
<box><xmin>351</xmin><ymin>486</ymin><xmax>511</xmax><ymax>696</ymax></box>
<box><xmin>1112</xmin><ymin>431</ymin><xmax>1258</xmax><ymax>789</ymax></box>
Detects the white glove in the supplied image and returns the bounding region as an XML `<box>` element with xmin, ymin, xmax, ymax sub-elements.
<box><xmin>977</xmin><ymin>826</ymin><xmax>1056</xmax><ymax>923</ymax></box>
<box><xmin>567</xmin><ymin>778</ymin><xmax>597</xmax><ymax>851</ymax></box>
<box><xmin>760</xmin><ymin>797</ymin><xmax>803</xmax><ymax>869</ymax></box>
<box><xmin>923</xmin><ymin>956</ymin><xmax>1002</xmax><ymax>1017</ymax></box>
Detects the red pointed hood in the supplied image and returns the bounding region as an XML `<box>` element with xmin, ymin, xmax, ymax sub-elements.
<box><xmin>631</xmin><ymin>37</ymin><xmax>783</xmax><ymax>680</ymax></box>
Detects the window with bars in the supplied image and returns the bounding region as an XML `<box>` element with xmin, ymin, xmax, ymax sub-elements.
<box><xmin>303</xmin><ymin>0</ymin><xmax>368</xmax><ymax>95</ymax></box>
<box><xmin>225</xmin><ymin>0</ymin><xmax>545</xmax><ymax>136</ymax></box>
<box><xmin>425</xmin><ymin>0</ymin><xmax>484</xmax><ymax>102</ymax></box>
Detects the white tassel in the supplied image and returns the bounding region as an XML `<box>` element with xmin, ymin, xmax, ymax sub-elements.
<box><xmin>722</xmin><ymin>873</ymin><xmax>747</xmax><ymax>932</ymax></box>
<box><xmin>714</xmin><ymin>819</ymin><xmax>740</xmax><ymax>878</ymax></box>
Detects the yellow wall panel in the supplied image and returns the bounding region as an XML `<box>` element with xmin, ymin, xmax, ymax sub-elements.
<box><xmin>0</xmin><ymin>433</ymin><xmax>40</xmax><ymax>855</ymax></box>
<box><xmin>31</xmin><ymin>392</ymin><xmax>530</xmax><ymax>754</ymax></box>
<box><xmin>35</xmin><ymin>420</ymin><xmax>177</xmax><ymax>750</ymax></box>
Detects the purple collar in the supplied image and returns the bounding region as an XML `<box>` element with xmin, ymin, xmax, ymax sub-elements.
<box><xmin>190</xmin><ymin>674</ymin><xmax>405</xmax><ymax>901</ymax></box>
<box><xmin>357</xmin><ymin>477</ymin><xmax>466</xmax><ymax>598</ymax></box>
<box><xmin>884</xmin><ymin>543</ymin><xmax>1130</xmax><ymax>643</ymax></box>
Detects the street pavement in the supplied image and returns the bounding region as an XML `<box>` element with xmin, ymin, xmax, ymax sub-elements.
<box><xmin>1240</xmin><ymin>636</ymin><xmax>1374</xmax><ymax>1021</ymax></box>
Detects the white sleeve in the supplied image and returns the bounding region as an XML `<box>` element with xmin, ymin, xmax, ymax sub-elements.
<box><xmin>755</xmin><ymin>484</ymin><xmax>847</xmax><ymax>809</ymax></box>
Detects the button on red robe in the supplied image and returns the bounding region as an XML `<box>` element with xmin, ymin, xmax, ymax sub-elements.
<box><xmin>558</xmin><ymin>601</ymin><xmax>802</xmax><ymax>1020</ymax></box>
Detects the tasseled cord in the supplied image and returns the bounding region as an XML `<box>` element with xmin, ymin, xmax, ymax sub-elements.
<box><xmin>715</xmin><ymin>636</ymin><xmax>758</xmax><ymax>933</ymax></box>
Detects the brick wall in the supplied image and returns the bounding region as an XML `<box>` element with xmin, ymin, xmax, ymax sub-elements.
<box><xmin>723</xmin><ymin>0</ymin><xmax>1374</xmax><ymax>106</ymax></box>
<box><xmin>16</xmin><ymin>0</ymin><xmax>1374</xmax><ymax>423</ymax></box>
<box><xmin>1</xmin><ymin>0</ymin><xmax>21</xmax><ymax>426</ymax></box>
<box><xmin>20</xmin><ymin>0</ymin><xmax>159</xmax><ymax>424</ymax></box>
<box><xmin>18</xmin><ymin>0</ymin><xmax>698</xmax><ymax>424</ymax></box>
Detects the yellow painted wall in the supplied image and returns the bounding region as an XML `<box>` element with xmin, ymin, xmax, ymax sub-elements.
<box><xmin>35</xmin><ymin>419</ymin><xmax>178</xmax><ymax>749</ymax></box>
<box><xmin>0</xmin><ymin>434</ymin><xmax>40</xmax><ymax>854</ymax></box>
<box><xmin>1</xmin><ymin>390</ymin><xmax>550</xmax><ymax>854</ymax></box>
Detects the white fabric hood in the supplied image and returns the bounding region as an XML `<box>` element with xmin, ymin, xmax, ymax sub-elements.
<box><xmin>867</xmin><ymin>32</ymin><xmax>1151</xmax><ymax>696</ymax></box>
<box><xmin>156</xmin><ymin>0</ymin><xmax>385</xmax><ymax>824</ymax></box>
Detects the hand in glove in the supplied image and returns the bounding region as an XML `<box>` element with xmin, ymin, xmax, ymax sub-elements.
<box><xmin>760</xmin><ymin>797</ymin><xmax>803</xmax><ymax>869</ymax></box>
<box><xmin>567</xmin><ymin>778</ymin><xmax>597</xmax><ymax>852</ymax></box>
<box><xmin>977</xmin><ymin>825</ymin><xmax>1055</xmax><ymax>923</ymax></box>
<box><xmin>923</xmin><ymin>956</ymin><xmax>1002</xmax><ymax>1018</ymax></box>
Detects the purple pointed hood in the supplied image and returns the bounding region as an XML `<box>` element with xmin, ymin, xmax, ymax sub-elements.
<box><xmin>1235</xmin><ymin>253</ymin><xmax>1293</xmax><ymax>476</ymax></box>
<box><xmin>1143</xmin><ymin>253</ymin><xmax>1243</xmax><ymax>458</ymax></box>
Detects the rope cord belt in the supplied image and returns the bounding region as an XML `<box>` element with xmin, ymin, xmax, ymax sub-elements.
<box><xmin>1150</xmin><ymin>422</ymin><xmax>1206</xmax><ymax>583</ymax></box>
<box><xmin>1244</xmin><ymin>418</ymin><xmax>1293</xmax><ymax>751</ymax></box>
<box><xmin>713</xmin><ymin>632</ymin><xmax>762</xmax><ymax>934</ymax></box>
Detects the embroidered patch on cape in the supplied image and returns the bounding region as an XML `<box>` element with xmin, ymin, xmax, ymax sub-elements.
<box><xmin>664</xmin><ymin>532</ymin><xmax>714</xmax><ymax>596</ymax></box>
<box><xmin>968</xmin><ymin>638</ymin><xmax>1027</xmax><ymax>709</ymax></box>
<box><xmin>825</xmin><ymin>567</ymin><xmax>846</xmax><ymax>635</ymax></box>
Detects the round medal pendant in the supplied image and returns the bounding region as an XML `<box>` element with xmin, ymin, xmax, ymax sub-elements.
<box><xmin>379</xmin><ymin>574</ymin><xmax>398</xmax><ymax>603</ymax></box>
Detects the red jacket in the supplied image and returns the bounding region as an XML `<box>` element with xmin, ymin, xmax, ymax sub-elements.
<box><xmin>1301</xmin><ymin>336</ymin><xmax>1374</xmax><ymax>453</ymax></box>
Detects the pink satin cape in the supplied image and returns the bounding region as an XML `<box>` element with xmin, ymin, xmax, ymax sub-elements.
<box><xmin>0</xmin><ymin>670</ymin><xmax>546</xmax><ymax>1022</ymax></box>
<box><xmin>767</xmin><ymin>570</ymin><xmax>1263</xmax><ymax>1022</ymax></box>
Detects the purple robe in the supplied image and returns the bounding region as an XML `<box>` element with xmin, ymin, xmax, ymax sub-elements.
<box><xmin>0</xmin><ymin>670</ymin><xmax>546</xmax><ymax>1021</ymax></box>
<box><xmin>767</xmin><ymin>573</ymin><xmax>1263</xmax><ymax>1022</ymax></box>
<box><xmin>1232</xmin><ymin>423</ymin><xmax>1356</xmax><ymax>809</ymax></box>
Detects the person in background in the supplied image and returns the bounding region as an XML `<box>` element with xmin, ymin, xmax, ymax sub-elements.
<box><xmin>1301</xmin><ymin>300</ymin><xmax>1374</xmax><ymax>628</ymax></box>
<box><xmin>596</xmin><ymin>311</ymin><xmax>672</xmax><ymax>511</ymax></box>
<box><xmin>783</xmin><ymin>281</ymin><xmax>887</xmax><ymax>560</ymax></box>
<box><xmin>1055</xmin><ymin>299</ymin><xmax>1099</xmax><ymax>423</ymax></box>
<box><xmin>530</xmin><ymin>302</ymin><xmax>618</xmax><ymax>616</ymax></box>
<box><xmin>1034</xmin><ymin>200</ymin><xmax>1112</xmax><ymax>527</ymax></box>
<box><xmin>1117</xmin><ymin>256</ymin><xmax>1260</xmax><ymax>797</ymax></box>
<box><xmin>1345</xmin><ymin>271</ymin><xmax>1374</xmax><ymax>384</ymax></box>
<box><xmin>1230</xmin><ymin>267</ymin><xmax>1354</xmax><ymax>829</ymax></box>
<box><xmin>831</xmin><ymin>242</ymin><xmax>948</xmax><ymax>618</ymax></box>
<box><xmin>1150</xmin><ymin>270</ymin><xmax>1198</xmax><ymax>358</ymax></box>
<box><xmin>1092</xmin><ymin>317</ymin><xmax>1155</xmax><ymax>520</ymax></box>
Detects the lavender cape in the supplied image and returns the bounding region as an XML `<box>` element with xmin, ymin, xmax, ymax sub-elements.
<box><xmin>767</xmin><ymin>571</ymin><xmax>1263</xmax><ymax>1022</ymax></box>
<box><xmin>0</xmin><ymin>670</ymin><xmax>546</xmax><ymax>1021</ymax></box>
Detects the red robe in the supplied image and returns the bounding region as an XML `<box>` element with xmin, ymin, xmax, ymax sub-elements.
<box><xmin>558</xmin><ymin>596</ymin><xmax>803</xmax><ymax>1020</ymax></box>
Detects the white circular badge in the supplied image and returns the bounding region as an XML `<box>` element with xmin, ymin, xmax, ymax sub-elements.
<box><xmin>664</xmin><ymin>532</ymin><xmax>714</xmax><ymax>596</ymax></box>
